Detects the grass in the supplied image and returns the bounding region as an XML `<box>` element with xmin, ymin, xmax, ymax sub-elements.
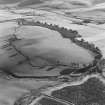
<box><xmin>0</xmin><ymin>25</ymin><xmax>93</xmax><ymax>77</ymax></box>
<box><xmin>15</xmin><ymin>25</ymin><xmax>94</xmax><ymax>65</ymax></box>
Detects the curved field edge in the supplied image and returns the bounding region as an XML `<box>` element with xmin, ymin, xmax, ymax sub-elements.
<box><xmin>17</xmin><ymin>20</ymin><xmax>103</xmax><ymax>72</ymax></box>
<box><xmin>0</xmin><ymin>19</ymin><xmax>103</xmax><ymax>79</ymax></box>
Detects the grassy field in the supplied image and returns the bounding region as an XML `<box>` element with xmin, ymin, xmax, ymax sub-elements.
<box><xmin>15</xmin><ymin>25</ymin><xmax>94</xmax><ymax>65</ymax></box>
<box><xmin>4</xmin><ymin>25</ymin><xmax>93</xmax><ymax>76</ymax></box>
<box><xmin>0</xmin><ymin>2</ymin><xmax>105</xmax><ymax>105</ymax></box>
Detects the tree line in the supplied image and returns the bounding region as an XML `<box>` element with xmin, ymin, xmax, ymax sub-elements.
<box><xmin>16</xmin><ymin>18</ymin><xmax>103</xmax><ymax>75</ymax></box>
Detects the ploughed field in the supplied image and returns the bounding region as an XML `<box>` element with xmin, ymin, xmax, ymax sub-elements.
<box><xmin>51</xmin><ymin>77</ymin><xmax>105</xmax><ymax>105</ymax></box>
<box><xmin>33</xmin><ymin>77</ymin><xmax>105</xmax><ymax>105</ymax></box>
<box><xmin>0</xmin><ymin>25</ymin><xmax>94</xmax><ymax>77</ymax></box>
<box><xmin>15</xmin><ymin>77</ymin><xmax>105</xmax><ymax>105</ymax></box>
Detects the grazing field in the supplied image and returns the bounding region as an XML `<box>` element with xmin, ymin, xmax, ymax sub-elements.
<box><xmin>15</xmin><ymin>26</ymin><xmax>94</xmax><ymax>65</ymax></box>
<box><xmin>0</xmin><ymin>6</ymin><xmax>105</xmax><ymax>105</ymax></box>
<box><xmin>3</xmin><ymin>25</ymin><xmax>93</xmax><ymax>76</ymax></box>
<box><xmin>0</xmin><ymin>23</ymin><xmax>95</xmax><ymax>76</ymax></box>
<box><xmin>0</xmin><ymin>78</ymin><xmax>55</xmax><ymax>105</ymax></box>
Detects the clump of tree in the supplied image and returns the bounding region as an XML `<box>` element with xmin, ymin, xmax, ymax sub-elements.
<box><xmin>16</xmin><ymin>19</ymin><xmax>82</xmax><ymax>40</ymax></box>
<box><xmin>82</xmin><ymin>19</ymin><xmax>92</xmax><ymax>23</ymax></box>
